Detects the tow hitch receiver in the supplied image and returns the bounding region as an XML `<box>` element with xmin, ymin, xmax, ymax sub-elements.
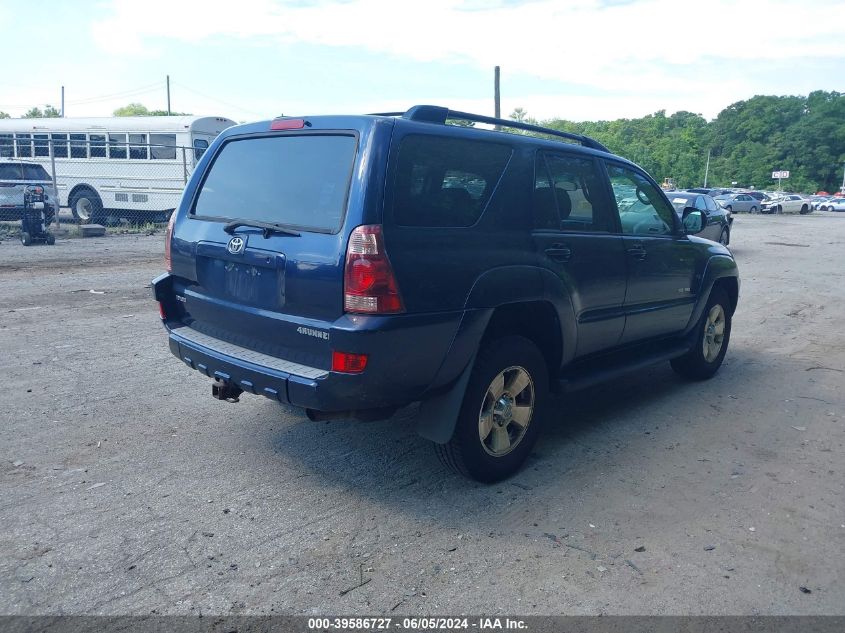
<box><xmin>212</xmin><ymin>379</ymin><xmax>243</xmax><ymax>403</ymax></box>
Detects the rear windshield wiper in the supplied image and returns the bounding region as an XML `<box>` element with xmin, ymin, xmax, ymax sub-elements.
<box><xmin>223</xmin><ymin>219</ymin><xmax>301</xmax><ymax>238</ymax></box>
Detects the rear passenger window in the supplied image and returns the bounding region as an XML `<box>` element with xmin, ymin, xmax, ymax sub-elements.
<box><xmin>534</xmin><ymin>153</ymin><xmax>611</xmax><ymax>232</ymax></box>
<box><xmin>392</xmin><ymin>135</ymin><xmax>511</xmax><ymax>227</ymax></box>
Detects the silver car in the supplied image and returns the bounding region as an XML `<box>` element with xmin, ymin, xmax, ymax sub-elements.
<box><xmin>714</xmin><ymin>193</ymin><xmax>761</xmax><ymax>213</ymax></box>
<box><xmin>0</xmin><ymin>160</ymin><xmax>55</xmax><ymax>221</ymax></box>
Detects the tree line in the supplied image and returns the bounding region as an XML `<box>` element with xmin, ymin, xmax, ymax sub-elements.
<box><xmin>4</xmin><ymin>91</ymin><xmax>843</xmax><ymax>192</ymax></box>
<box><xmin>521</xmin><ymin>90</ymin><xmax>845</xmax><ymax>194</ymax></box>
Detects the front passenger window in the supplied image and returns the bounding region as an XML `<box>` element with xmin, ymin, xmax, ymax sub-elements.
<box><xmin>607</xmin><ymin>165</ymin><xmax>676</xmax><ymax>236</ymax></box>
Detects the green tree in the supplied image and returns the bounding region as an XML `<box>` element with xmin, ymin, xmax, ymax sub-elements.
<box><xmin>23</xmin><ymin>105</ymin><xmax>61</xmax><ymax>118</ymax></box>
<box><xmin>0</xmin><ymin>111</ymin><xmax>10</xmax><ymax>119</ymax></box>
<box><xmin>113</xmin><ymin>103</ymin><xmax>191</xmax><ymax>116</ymax></box>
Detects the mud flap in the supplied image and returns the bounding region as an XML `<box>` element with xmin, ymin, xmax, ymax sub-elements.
<box><xmin>415</xmin><ymin>353</ymin><xmax>476</xmax><ymax>444</ymax></box>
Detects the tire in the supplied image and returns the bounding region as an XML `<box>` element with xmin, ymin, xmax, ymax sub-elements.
<box><xmin>671</xmin><ymin>288</ymin><xmax>732</xmax><ymax>381</ymax></box>
<box><xmin>776</xmin><ymin>205</ymin><xmax>782</xmax><ymax>214</ymax></box>
<box><xmin>69</xmin><ymin>189</ymin><xmax>103</xmax><ymax>224</ymax></box>
<box><xmin>750</xmin><ymin>206</ymin><xmax>757</xmax><ymax>214</ymax></box>
<box><xmin>718</xmin><ymin>228</ymin><xmax>729</xmax><ymax>246</ymax></box>
<box><xmin>799</xmin><ymin>205</ymin><xmax>810</xmax><ymax>215</ymax></box>
<box><xmin>46</xmin><ymin>234</ymin><xmax>55</xmax><ymax>246</ymax></box>
<box><xmin>434</xmin><ymin>336</ymin><xmax>548</xmax><ymax>482</ymax></box>
<box><xmin>20</xmin><ymin>231</ymin><xmax>32</xmax><ymax>246</ymax></box>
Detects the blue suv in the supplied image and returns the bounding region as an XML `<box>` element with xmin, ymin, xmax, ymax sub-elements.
<box><xmin>152</xmin><ymin>106</ymin><xmax>739</xmax><ymax>482</ymax></box>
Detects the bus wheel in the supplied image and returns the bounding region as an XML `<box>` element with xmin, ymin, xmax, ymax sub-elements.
<box><xmin>69</xmin><ymin>189</ymin><xmax>103</xmax><ymax>224</ymax></box>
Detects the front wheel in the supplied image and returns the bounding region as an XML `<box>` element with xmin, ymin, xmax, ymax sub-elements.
<box><xmin>434</xmin><ymin>336</ymin><xmax>548</xmax><ymax>482</ymax></box>
<box><xmin>671</xmin><ymin>288</ymin><xmax>732</xmax><ymax>380</ymax></box>
<box><xmin>750</xmin><ymin>206</ymin><xmax>757</xmax><ymax>214</ymax></box>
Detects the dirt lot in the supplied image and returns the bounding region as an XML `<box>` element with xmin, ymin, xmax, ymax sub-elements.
<box><xmin>1</xmin><ymin>214</ymin><xmax>843</xmax><ymax>616</ymax></box>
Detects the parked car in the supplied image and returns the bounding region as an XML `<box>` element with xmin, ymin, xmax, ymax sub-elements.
<box><xmin>152</xmin><ymin>105</ymin><xmax>740</xmax><ymax>482</ymax></box>
<box><xmin>825</xmin><ymin>198</ymin><xmax>845</xmax><ymax>212</ymax></box>
<box><xmin>0</xmin><ymin>160</ymin><xmax>56</xmax><ymax>221</ymax></box>
<box><xmin>714</xmin><ymin>193</ymin><xmax>760</xmax><ymax>214</ymax></box>
<box><xmin>666</xmin><ymin>191</ymin><xmax>732</xmax><ymax>244</ymax></box>
<box><xmin>744</xmin><ymin>191</ymin><xmax>769</xmax><ymax>203</ymax></box>
<box><xmin>816</xmin><ymin>196</ymin><xmax>842</xmax><ymax>211</ymax></box>
<box><xmin>761</xmin><ymin>194</ymin><xmax>812</xmax><ymax>214</ymax></box>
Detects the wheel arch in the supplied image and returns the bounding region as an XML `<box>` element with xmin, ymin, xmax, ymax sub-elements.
<box><xmin>68</xmin><ymin>184</ymin><xmax>102</xmax><ymax>205</ymax></box>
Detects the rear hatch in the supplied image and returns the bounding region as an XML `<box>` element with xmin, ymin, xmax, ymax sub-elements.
<box><xmin>168</xmin><ymin>118</ymin><xmax>387</xmax><ymax>372</ymax></box>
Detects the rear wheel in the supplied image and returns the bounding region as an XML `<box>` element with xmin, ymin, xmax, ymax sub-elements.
<box><xmin>750</xmin><ymin>206</ymin><xmax>757</xmax><ymax>214</ymax></box>
<box><xmin>671</xmin><ymin>288</ymin><xmax>731</xmax><ymax>380</ymax></box>
<box><xmin>434</xmin><ymin>336</ymin><xmax>548</xmax><ymax>482</ymax></box>
<box><xmin>20</xmin><ymin>231</ymin><xmax>32</xmax><ymax>246</ymax></box>
<box><xmin>69</xmin><ymin>189</ymin><xmax>103</xmax><ymax>224</ymax></box>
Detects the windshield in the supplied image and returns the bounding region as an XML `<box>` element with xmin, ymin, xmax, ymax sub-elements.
<box><xmin>193</xmin><ymin>134</ymin><xmax>357</xmax><ymax>233</ymax></box>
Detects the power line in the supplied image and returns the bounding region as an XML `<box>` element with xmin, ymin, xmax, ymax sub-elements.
<box><xmin>66</xmin><ymin>82</ymin><xmax>164</xmax><ymax>105</ymax></box>
<box><xmin>172</xmin><ymin>81</ymin><xmax>267</xmax><ymax>117</ymax></box>
<box><xmin>0</xmin><ymin>81</ymin><xmax>165</xmax><ymax>110</ymax></box>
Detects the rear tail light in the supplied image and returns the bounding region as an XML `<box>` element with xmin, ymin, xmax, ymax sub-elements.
<box><xmin>343</xmin><ymin>225</ymin><xmax>404</xmax><ymax>314</ymax></box>
<box><xmin>331</xmin><ymin>350</ymin><xmax>368</xmax><ymax>374</ymax></box>
<box><xmin>158</xmin><ymin>302</ymin><xmax>167</xmax><ymax>320</ymax></box>
<box><xmin>164</xmin><ymin>213</ymin><xmax>175</xmax><ymax>272</ymax></box>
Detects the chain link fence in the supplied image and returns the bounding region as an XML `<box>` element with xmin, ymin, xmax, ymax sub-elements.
<box><xmin>1</xmin><ymin>135</ymin><xmax>203</xmax><ymax>234</ymax></box>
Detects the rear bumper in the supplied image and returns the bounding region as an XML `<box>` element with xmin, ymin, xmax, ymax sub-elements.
<box><xmin>153</xmin><ymin>273</ymin><xmax>471</xmax><ymax>413</ymax></box>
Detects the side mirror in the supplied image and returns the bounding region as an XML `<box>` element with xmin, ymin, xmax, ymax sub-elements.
<box><xmin>682</xmin><ymin>208</ymin><xmax>704</xmax><ymax>234</ymax></box>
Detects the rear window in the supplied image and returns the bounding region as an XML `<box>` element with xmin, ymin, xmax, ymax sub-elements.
<box><xmin>392</xmin><ymin>135</ymin><xmax>512</xmax><ymax>227</ymax></box>
<box><xmin>22</xmin><ymin>164</ymin><xmax>50</xmax><ymax>180</ymax></box>
<box><xmin>668</xmin><ymin>195</ymin><xmax>694</xmax><ymax>212</ymax></box>
<box><xmin>0</xmin><ymin>163</ymin><xmax>50</xmax><ymax>180</ymax></box>
<box><xmin>193</xmin><ymin>134</ymin><xmax>356</xmax><ymax>233</ymax></box>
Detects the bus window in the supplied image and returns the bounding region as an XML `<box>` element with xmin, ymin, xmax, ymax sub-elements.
<box><xmin>0</xmin><ymin>134</ymin><xmax>12</xmax><ymax>158</ymax></box>
<box><xmin>193</xmin><ymin>138</ymin><xmax>209</xmax><ymax>161</ymax></box>
<box><xmin>150</xmin><ymin>134</ymin><xmax>177</xmax><ymax>160</ymax></box>
<box><xmin>70</xmin><ymin>134</ymin><xmax>87</xmax><ymax>158</ymax></box>
<box><xmin>129</xmin><ymin>134</ymin><xmax>148</xmax><ymax>159</ymax></box>
<box><xmin>51</xmin><ymin>134</ymin><xmax>69</xmax><ymax>158</ymax></box>
<box><xmin>109</xmin><ymin>133</ymin><xmax>127</xmax><ymax>159</ymax></box>
<box><xmin>34</xmin><ymin>134</ymin><xmax>50</xmax><ymax>157</ymax></box>
<box><xmin>15</xmin><ymin>134</ymin><xmax>32</xmax><ymax>158</ymax></box>
<box><xmin>90</xmin><ymin>134</ymin><xmax>106</xmax><ymax>158</ymax></box>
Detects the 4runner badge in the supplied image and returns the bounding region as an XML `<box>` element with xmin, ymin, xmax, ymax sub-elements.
<box><xmin>227</xmin><ymin>236</ymin><xmax>245</xmax><ymax>255</ymax></box>
<box><xmin>297</xmin><ymin>326</ymin><xmax>329</xmax><ymax>341</ymax></box>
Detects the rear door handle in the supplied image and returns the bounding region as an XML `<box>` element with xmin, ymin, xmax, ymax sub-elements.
<box><xmin>545</xmin><ymin>244</ymin><xmax>572</xmax><ymax>263</ymax></box>
<box><xmin>626</xmin><ymin>244</ymin><xmax>647</xmax><ymax>260</ymax></box>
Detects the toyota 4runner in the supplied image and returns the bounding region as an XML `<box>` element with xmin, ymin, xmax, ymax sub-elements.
<box><xmin>152</xmin><ymin>106</ymin><xmax>739</xmax><ymax>482</ymax></box>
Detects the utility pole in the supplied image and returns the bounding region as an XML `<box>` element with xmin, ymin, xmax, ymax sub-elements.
<box><xmin>703</xmin><ymin>149</ymin><xmax>711</xmax><ymax>187</ymax></box>
<box><xmin>166</xmin><ymin>75</ymin><xmax>171</xmax><ymax>115</ymax></box>
<box><xmin>60</xmin><ymin>86</ymin><xmax>65</xmax><ymax>117</ymax></box>
<box><xmin>493</xmin><ymin>66</ymin><xmax>501</xmax><ymax>131</ymax></box>
<box><xmin>494</xmin><ymin>66</ymin><xmax>501</xmax><ymax>119</ymax></box>
<box><xmin>841</xmin><ymin>162</ymin><xmax>845</xmax><ymax>193</ymax></box>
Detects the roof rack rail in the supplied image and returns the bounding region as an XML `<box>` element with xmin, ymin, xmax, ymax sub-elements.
<box><xmin>372</xmin><ymin>105</ymin><xmax>611</xmax><ymax>153</ymax></box>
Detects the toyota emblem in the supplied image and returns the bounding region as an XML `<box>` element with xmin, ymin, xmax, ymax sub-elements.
<box><xmin>227</xmin><ymin>236</ymin><xmax>245</xmax><ymax>254</ymax></box>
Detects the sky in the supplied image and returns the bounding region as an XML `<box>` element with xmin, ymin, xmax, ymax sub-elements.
<box><xmin>1</xmin><ymin>0</ymin><xmax>844</xmax><ymax>124</ymax></box>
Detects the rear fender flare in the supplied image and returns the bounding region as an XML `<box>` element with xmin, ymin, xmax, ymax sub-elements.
<box><xmin>416</xmin><ymin>265</ymin><xmax>577</xmax><ymax>443</ymax></box>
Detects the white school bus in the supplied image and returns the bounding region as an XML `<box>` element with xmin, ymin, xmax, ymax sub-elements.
<box><xmin>0</xmin><ymin>115</ymin><xmax>235</xmax><ymax>222</ymax></box>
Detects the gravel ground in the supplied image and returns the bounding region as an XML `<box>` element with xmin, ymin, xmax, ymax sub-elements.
<box><xmin>1</xmin><ymin>214</ymin><xmax>843</xmax><ymax>616</ymax></box>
